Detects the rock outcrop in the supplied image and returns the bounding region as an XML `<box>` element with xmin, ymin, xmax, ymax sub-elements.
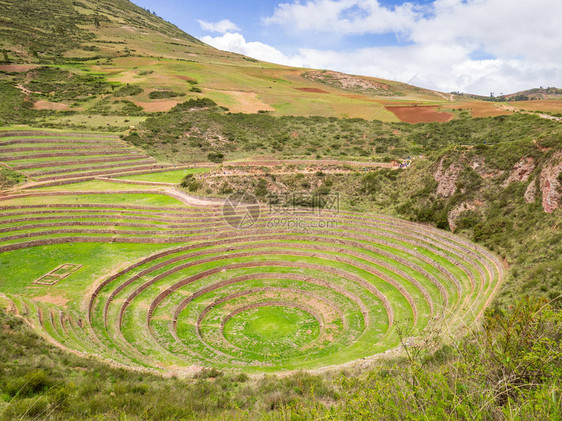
<box><xmin>540</xmin><ymin>152</ymin><xmax>562</xmax><ymax>213</ymax></box>
<box><xmin>447</xmin><ymin>200</ymin><xmax>480</xmax><ymax>231</ymax></box>
<box><xmin>434</xmin><ymin>158</ymin><xmax>462</xmax><ymax>198</ymax></box>
<box><xmin>502</xmin><ymin>157</ymin><xmax>535</xmax><ymax>187</ymax></box>
<box><xmin>524</xmin><ymin>179</ymin><xmax>537</xmax><ymax>203</ymax></box>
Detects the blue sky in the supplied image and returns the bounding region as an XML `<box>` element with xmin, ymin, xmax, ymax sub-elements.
<box><xmin>132</xmin><ymin>0</ymin><xmax>417</xmax><ymax>51</ymax></box>
<box><xmin>131</xmin><ymin>0</ymin><xmax>562</xmax><ymax>95</ymax></box>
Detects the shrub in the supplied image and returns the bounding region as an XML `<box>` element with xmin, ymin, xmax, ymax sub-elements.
<box><xmin>149</xmin><ymin>90</ymin><xmax>186</xmax><ymax>99</ymax></box>
<box><xmin>171</xmin><ymin>98</ymin><xmax>217</xmax><ymax>111</ymax></box>
<box><xmin>113</xmin><ymin>84</ymin><xmax>143</xmax><ymax>97</ymax></box>
<box><xmin>207</xmin><ymin>152</ymin><xmax>225</xmax><ymax>163</ymax></box>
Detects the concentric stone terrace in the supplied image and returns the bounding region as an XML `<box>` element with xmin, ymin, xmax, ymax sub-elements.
<box><xmin>1</xmin><ymin>189</ymin><xmax>504</xmax><ymax>372</ymax></box>
<box><xmin>0</xmin><ymin>130</ymin><xmax>194</xmax><ymax>188</ymax></box>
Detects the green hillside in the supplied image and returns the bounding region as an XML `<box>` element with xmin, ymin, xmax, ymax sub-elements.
<box><xmin>0</xmin><ymin>0</ymin><xmax>479</xmax><ymax>125</ymax></box>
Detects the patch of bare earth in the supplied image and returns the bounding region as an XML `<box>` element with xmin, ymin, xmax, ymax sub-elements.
<box><xmin>450</xmin><ymin>102</ymin><xmax>512</xmax><ymax>118</ymax></box>
<box><xmin>510</xmin><ymin>100</ymin><xmax>562</xmax><ymax>114</ymax></box>
<box><xmin>34</xmin><ymin>101</ymin><xmax>69</xmax><ymax>111</ymax></box>
<box><xmin>133</xmin><ymin>100</ymin><xmax>180</xmax><ymax>112</ymax></box>
<box><xmin>174</xmin><ymin>75</ymin><xmax>196</xmax><ymax>82</ymax></box>
<box><xmin>34</xmin><ymin>294</ymin><xmax>69</xmax><ymax>307</ymax></box>
<box><xmin>0</xmin><ymin>64</ymin><xmax>37</xmax><ymax>72</ymax></box>
<box><xmin>208</xmin><ymin>89</ymin><xmax>274</xmax><ymax>113</ymax></box>
<box><xmin>295</xmin><ymin>87</ymin><xmax>329</xmax><ymax>93</ymax></box>
<box><xmin>386</xmin><ymin>105</ymin><xmax>454</xmax><ymax>123</ymax></box>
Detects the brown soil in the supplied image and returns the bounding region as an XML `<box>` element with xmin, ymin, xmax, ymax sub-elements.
<box><xmin>0</xmin><ymin>64</ymin><xmax>37</xmax><ymax>72</ymax></box>
<box><xmin>174</xmin><ymin>75</ymin><xmax>196</xmax><ymax>82</ymax></box>
<box><xmin>296</xmin><ymin>87</ymin><xmax>329</xmax><ymax>93</ymax></box>
<box><xmin>386</xmin><ymin>105</ymin><xmax>454</xmax><ymax>123</ymax></box>
<box><xmin>449</xmin><ymin>102</ymin><xmax>511</xmax><ymax>118</ymax></box>
<box><xmin>132</xmin><ymin>100</ymin><xmax>180</xmax><ymax>112</ymax></box>
<box><xmin>33</xmin><ymin>101</ymin><xmax>69</xmax><ymax>111</ymax></box>
<box><xmin>510</xmin><ymin>99</ymin><xmax>562</xmax><ymax>113</ymax></box>
<box><xmin>34</xmin><ymin>294</ymin><xmax>69</xmax><ymax>307</ymax></box>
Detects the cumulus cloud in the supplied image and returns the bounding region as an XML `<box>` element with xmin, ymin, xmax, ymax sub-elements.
<box><xmin>201</xmin><ymin>1</ymin><xmax>562</xmax><ymax>94</ymax></box>
<box><xmin>201</xmin><ymin>33</ymin><xmax>302</xmax><ymax>66</ymax></box>
<box><xmin>197</xmin><ymin>19</ymin><xmax>240</xmax><ymax>33</ymax></box>
<box><xmin>264</xmin><ymin>0</ymin><xmax>420</xmax><ymax>35</ymax></box>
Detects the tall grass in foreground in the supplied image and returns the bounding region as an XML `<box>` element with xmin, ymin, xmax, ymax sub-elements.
<box><xmin>1</xmin><ymin>296</ymin><xmax>560</xmax><ymax>420</ymax></box>
<box><xmin>275</xmin><ymin>296</ymin><xmax>562</xmax><ymax>420</ymax></box>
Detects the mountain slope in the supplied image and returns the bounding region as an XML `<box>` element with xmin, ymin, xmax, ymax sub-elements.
<box><xmin>0</xmin><ymin>0</ymin><xmax>200</xmax><ymax>60</ymax></box>
<box><xmin>1</xmin><ymin>0</ymin><xmax>557</xmax><ymax>123</ymax></box>
<box><xmin>0</xmin><ymin>0</ymin><xmax>480</xmax><ymax>123</ymax></box>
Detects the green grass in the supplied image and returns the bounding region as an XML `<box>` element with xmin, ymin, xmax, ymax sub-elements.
<box><xmin>0</xmin><ymin>242</ymin><xmax>175</xmax><ymax>310</ymax></box>
<box><xmin>231</xmin><ymin>306</ymin><xmax>320</xmax><ymax>343</ymax></box>
<box><xmin>114</xmin><ymin>168</ymin><xmax>210</xmax><ymax>183</ymax></box>
<box><xmin>30</xmin><ymin>180</ymin><xmax>169</xmax><ymax>191</ymax></box>
<box><xmin>0</xmin><ymin>192</ymin><xmax>183</xmax><ymax>206</ymax></box>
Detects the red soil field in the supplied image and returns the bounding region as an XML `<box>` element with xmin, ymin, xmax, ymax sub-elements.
<box><xmin>296</xmin><ymin>87</ymin><xmax>329</xmax><ymax>93</ymax></box>
<box><xmin>386</xmin><ymin>105</ymin><xmax>454</xmax><ymax>123</ymax></box>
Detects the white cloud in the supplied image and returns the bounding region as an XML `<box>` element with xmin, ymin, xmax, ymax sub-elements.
<box><xmin>197</xmin><ymin>19</ymin><xmax>240</xmax><ymax>33</ymax></box>
<box><xmin>265</xmin><ymin>0</ymin><xmax>562</xmax><ymax>94</ymax></box>
<box><xmin>201</xmin><ymin>32</ymin><xmax>303</xmax><ymax>66</ymax></box>
<box><xmin>201</xmin><ymin>1</ymin><xmax>562</xmax><ymax>95</ymax></box>
<box><xmin>264</xmin><ymin>0</ymin><xmax>420</xmax><ymax>35</ymax></box>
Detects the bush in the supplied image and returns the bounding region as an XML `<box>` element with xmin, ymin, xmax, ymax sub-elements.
<box><xmin>6</xmin><ymin>369</ymin><xmax>52</xmax><ymax>398</ymax></box>
<box><xmin>171</xmin><ymin>98</ymin><xmax>217</xmax><ymax>111</ymax></box>
<box><xmin>180</xmin><ymin>174</ymin><xmax>202</xmax><ymax>191</ymax></box>
<box><xmin>113</xmin><ymin>84</ymin><xmax>143</xmax><ymax>97</ymax></box>
<box><xmin>207</xmin><ymin>152</ymin><xmax>225</xmax><ymax>163</ymax></box>
<box><xmin>149</xmin><ymin>90</ymin><xmax>186</xmax><ymax>99</ymax></box>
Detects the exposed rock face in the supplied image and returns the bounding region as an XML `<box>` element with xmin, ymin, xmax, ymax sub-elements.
<box><xmin>502</xmin><ymin>157</ymin><xmax>535</xmax><ymax>187</ymax></box>
<box><xmin>448</xmin><ymin>200</ymin><xmax>480</xmax><ymax>231</ymax></box>
<box><xmin>524</xmin><ymin>179</ymin><xmax>537</xmax><ymax>203</ymax></box>
<box><xmin>540</xmin><ymin>152</ymin><xmax>562</xmax><ymax>213</ymax></box>
<box><xmin>302</xmin><ymin>70</ymin><xmax>394</xmax><ymax>95</ymax></box>
<box><xmin>469</xmin><ymin>156</ymin><xmax>503</xmax><ymax>179</ymax></box>
<box><xmin>434</xmin><ymin>158</ymin><xmax>462</xmax><ymax>197</ymax></box>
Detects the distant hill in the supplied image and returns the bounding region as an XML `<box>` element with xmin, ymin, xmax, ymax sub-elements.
<box><xmin>465</xmin><ymin>87</ymin><xmax>562</xmax><ymax>102</ymax></box>
<box><xmin>502</xmin><ymin>87</ymin><xmax>562</xmax><ymax>101</ymax></box>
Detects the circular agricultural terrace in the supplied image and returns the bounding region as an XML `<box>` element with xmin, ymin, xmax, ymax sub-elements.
<box><xmin>0</xmin><ymin>190</ymin><xmax>504</xmax><ymax>372</ymax></box>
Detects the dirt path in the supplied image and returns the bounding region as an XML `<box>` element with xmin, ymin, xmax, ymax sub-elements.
<box><xmin>222</xmin><ymin>159</ymin><xmax>395</xmax><ymax>168</ymax></box>
<box><xmin>205</xmin><ymin>170</ymin><xmax>359</xmax><ymax>178</ymax></box>
<box><xmin>164</xmin><ymin>188</ymin><xmax>223</xmax><ymax>207</ymax></box>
